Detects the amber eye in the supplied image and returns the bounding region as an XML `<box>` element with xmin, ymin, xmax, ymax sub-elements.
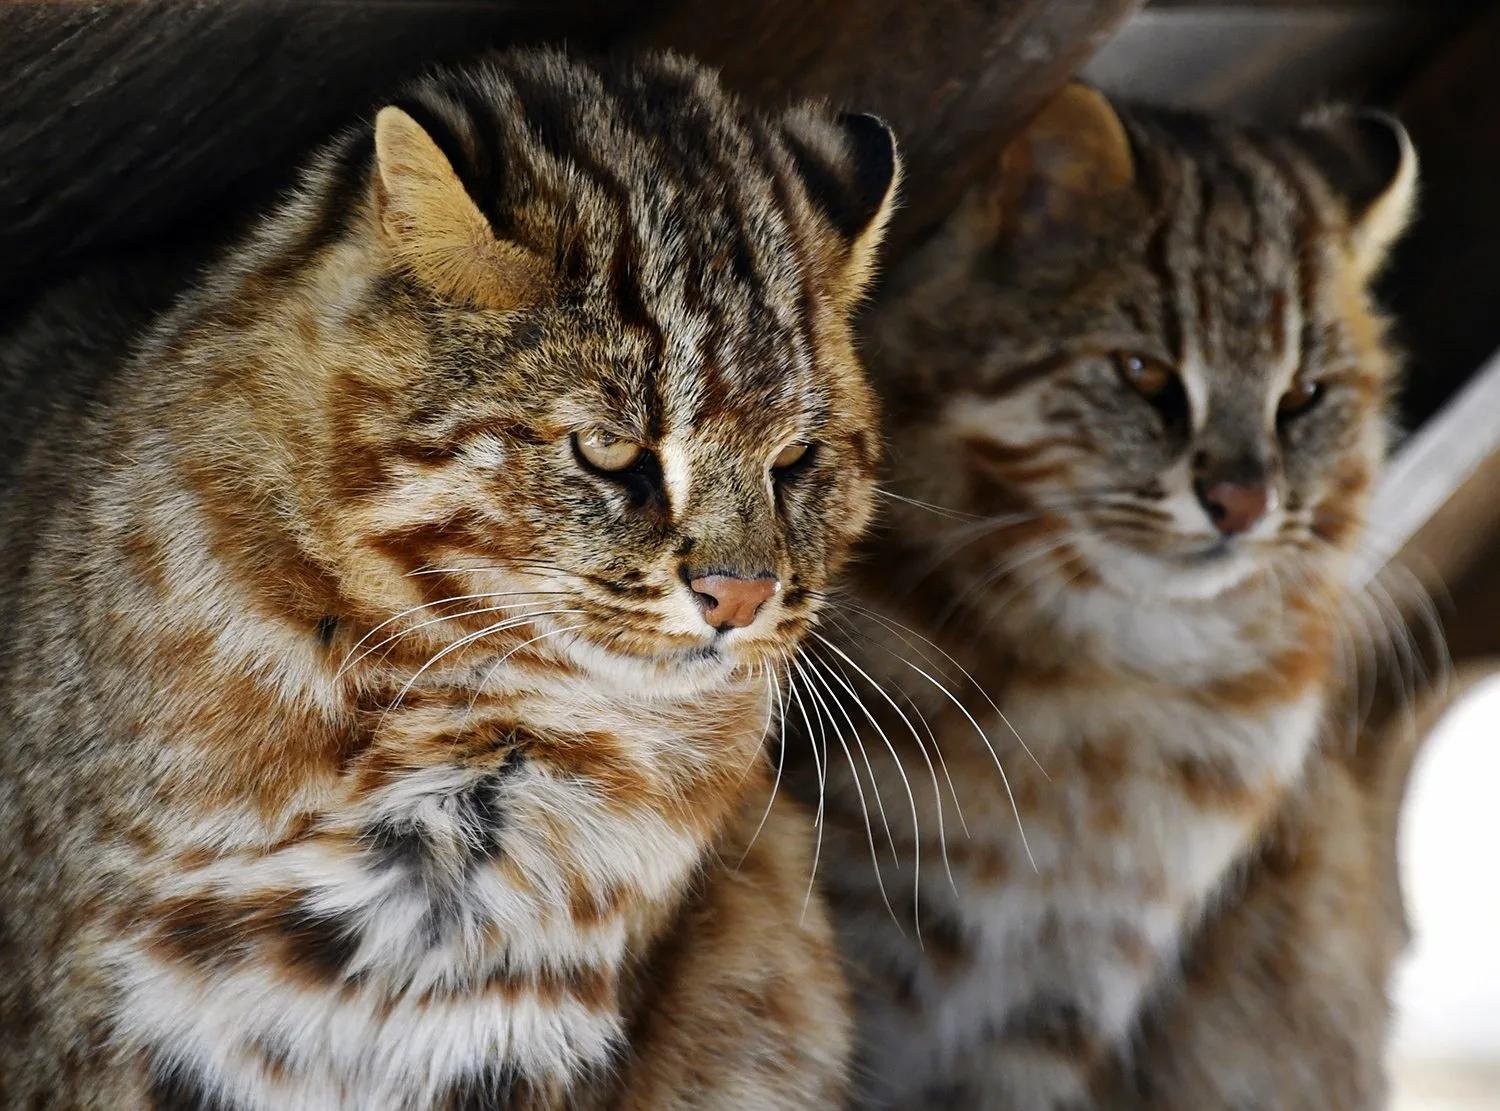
<box><xmin>1278</xmin><ymin>379</ymin><xmax>1323</xmax><ymax>419</ymax></box>
<box><xmin>771</xmin><ymin>441</ymin><xmax>811</xmax><ymax>470</ymax></box>
<box><xmin>573</xmin><ymin>429</ymin><xmax>644</xmax><ymax>472</ymax></box>
<box><xmin>1113</xmin><ymin>353</ymin><xmax>1174</xmax><ymax>400</ymax></box>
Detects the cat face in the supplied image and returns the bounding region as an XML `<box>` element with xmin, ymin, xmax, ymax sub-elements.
<box><xmin>872</xmin><ymin>87</ymin><xmax>1414</xmax><ymax>606</ymax></box>
<box><xmin>294</xmin><ymin>53</ymin><xmax>895</xmax><ymax>694</ymax></box>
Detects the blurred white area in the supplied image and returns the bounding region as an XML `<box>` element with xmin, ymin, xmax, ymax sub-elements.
<box><xmin>1391</xmin><ymin>674</ymin><xmax>1500</xmax><ymax>1110</ymax></box>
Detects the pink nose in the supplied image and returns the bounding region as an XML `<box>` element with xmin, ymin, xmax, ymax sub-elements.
<box><xmin>689</xmin><ymin>574</ymin><xmax>777</xmax><ymax>630</ymax></box>
<box><xmin>1196</xmin><ymin>481</ymin><xmax>1271</xmax><ymax>536</ymax></box>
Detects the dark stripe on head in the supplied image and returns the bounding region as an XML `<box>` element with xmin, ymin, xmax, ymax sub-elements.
<box><xmin>978</xmin><ymin>351</ymin><xmax>1077</xmax><ymax>398</ymax></box>
<box><xmin>1194</xmin><ymin>168</ymin><xmax>1217</xmax><ymax>359</ymax></box>
<box><xmin>1126</xmin><ymin>122</ymin><xmax>1186</xmax><ymax>365</ymax></box>
<box><xmin>1247</xmin><ymin>132</ymin><xmax>1326</xmax><ymax>379</ymax></box>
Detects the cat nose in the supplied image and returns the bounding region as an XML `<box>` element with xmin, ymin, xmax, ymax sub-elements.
<box><xmin>688</xmin><ymin>574</ymin><xmax>778</xmax><ymax>630</ymax></box>
<box><xmin>1195</xmin><ymin>480</ymin><xmax>1272</xmax><ymax>537</ymax></box>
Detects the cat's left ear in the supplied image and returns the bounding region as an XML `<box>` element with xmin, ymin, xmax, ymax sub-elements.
<box><xmin>780</xmin><ymin>109</ymin><xmax>902</xmax><ymax>311</ymax></box>
<box><xmin>1291</xmin><ymin>109</ymin><xmax>1418</xmax><ymax>282</ymax></box>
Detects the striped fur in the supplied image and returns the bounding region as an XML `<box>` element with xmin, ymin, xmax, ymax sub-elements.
<box><xmin>804</xmin><ymin>87</ymin><xmax>1417</xmax><ymax>1107</ymax></box>
<box><xmin>0</xmin><ymin>50</ymin><xmax>898</xmax><ymax>1108</ymax></box>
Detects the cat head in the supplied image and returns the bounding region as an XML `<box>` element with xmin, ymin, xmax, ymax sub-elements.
<box><xmin>216</xmin><ymin>51</ymin><xmax>897</xmax><ymax>696</ymax></box>
<box><xmin>871</xmin><ymin>85</ymin><xmax>1415</xmax><ymax>608</ymax></box>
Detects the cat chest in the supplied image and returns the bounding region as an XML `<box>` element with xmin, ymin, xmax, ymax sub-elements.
<box><xmin>118</xmin><ymin>758</ymin><xmax>701</xmax><ymax>1107</ymax></box>
<box><xmin>961</xmin><ymin>681</ymin><xmax>1324</xmax><ymax>893</ymax></box>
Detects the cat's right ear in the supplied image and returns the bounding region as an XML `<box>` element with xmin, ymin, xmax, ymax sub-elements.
<box><xmin>372</xmin><ymin>106</ymin><xmax>548</xmax><ymax>310</ymax></box>
<box><xmin>986</xmin><ymin>82</ymin><xmax>1135</xmax><ymax>246</ymax></box>
<box><xmin>1290</xmin><ymin>109</ymin><xmax>1418</xmax><ymax>283</ymax></box>
<box><xmin>780</xmin><ymin>109</ymin><xmax>902</xmax><ymax>311</ymax></box>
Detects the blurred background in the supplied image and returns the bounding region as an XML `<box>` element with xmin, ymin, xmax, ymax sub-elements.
<box><xmin>4</xmin><ymin>1</ymin><xmax>1497</xmax><ymax>1105</ymax></box>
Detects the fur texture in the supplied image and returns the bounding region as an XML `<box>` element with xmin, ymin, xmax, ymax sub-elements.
<box><xmin>0</xmin><ymin>49</ymin><xmax>899</xmax><ymax>1108</ymax></box>
<box><xmin>800</xmin><ymin>86</ymin><xmax>1418</xmax><ymax>1108</ymax></box>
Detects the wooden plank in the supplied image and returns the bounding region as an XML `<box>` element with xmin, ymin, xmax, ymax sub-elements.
<box><xmin>0</xmin><ymin>0</ymin><xmax>655</xmax><ymax>305</ymax></box>
<box><xmin>1082</xmin><ymin>4</ymin><xmax>1449</xmax><ymax>119</ymax></box>
<box><xmin>1357</xmin><ymin>348</ymin><xmax>1500</xmax><ymax>589</ymax></box>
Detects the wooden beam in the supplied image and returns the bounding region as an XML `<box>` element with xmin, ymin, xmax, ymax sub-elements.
<box><xmin>0</xmin><ymin>0</ymin><xmax>1141</xmax><ymax>305</ymax></box>
<box><xmin>1356</xmin><ymin>348</ymin><xmax>1500</xmax><ymax>591</ymax></box>
<box><xmin>0</xmin><ymin>0</ymin><xmax>657</xmax><ymax>306</ymax></box>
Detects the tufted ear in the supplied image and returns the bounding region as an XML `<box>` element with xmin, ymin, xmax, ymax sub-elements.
<box><xmin>1291</xmin><ymin>108</ymin><xmax>1418</xmax><ymax>282</ymax></box>
<box><xmin>780</xmin><ymin>108</ymin><xmax>902</xmax><ymax>311</ymax></box>
<box><xmin>986</xmin><ymin>82</ymin><xmax>1135</xmax><ymax>246</ymax></box>
<box><xmin>372</xmin><ymin>106</ymin><xmax>548</xmax><ymax>310</ymax></box>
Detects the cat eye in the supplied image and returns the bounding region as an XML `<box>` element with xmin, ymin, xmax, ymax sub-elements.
<box><xmin>1112</xmin><ymin>353</ymin><xmax>1174</xmax><ymax>400</ymax></box>
<box><xmin>573</xmin><ymin>429</ymin><xmax>644</xmax><ymax>472</ymax></box>
<box><xmin>1277</xmin><ymin>379</ymin><xmax>1323</xmax><ymax>419</ymax></box>
<box><xmin>771</xmin><ymin>441</ymin><xmax>811</xmax><ymax>471</ymax></box>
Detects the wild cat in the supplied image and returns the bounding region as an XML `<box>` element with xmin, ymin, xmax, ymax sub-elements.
<box><xmin>802</xmin><ymin>85</ymin><xmax>1418</xmax><ymax>1107</ymax></box>
<box><xmin>0</xmin><ymin>50</ymin><xmax>900</xmax><ymax>1108</ymax></box>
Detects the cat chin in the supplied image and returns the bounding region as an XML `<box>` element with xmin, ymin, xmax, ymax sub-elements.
<box><xmin>1078</xmin><ymin>533</ymin><xmax>1261</xmax><ymax>603</ymax></box>
<box><xmin>561</xmin><ymin>635</ymin><xmax>750</xmax><ymax>699</ymax></box>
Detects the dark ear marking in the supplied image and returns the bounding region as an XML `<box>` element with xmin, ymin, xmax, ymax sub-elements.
<box><xmin>784</xmin><ymin>112</ymin><xmax>899</xmax><ymax>242</ymax></box>
<box><xmin>780</xmin><ymin>107</ymin><xmax>902</xmax><ymax>309</ymax></box>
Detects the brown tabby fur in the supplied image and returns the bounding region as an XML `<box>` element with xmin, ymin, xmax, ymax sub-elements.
<box><xmin>802</xmin><ymin>86</ymin><xmax>1419</xmax><ymax>1108</ymax></box>
<box><xmin>0</xmin><ymin>49</ymin><xmax>899</xmax><ymax>1108</ymax></box>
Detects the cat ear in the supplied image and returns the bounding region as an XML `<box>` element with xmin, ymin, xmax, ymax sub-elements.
<box><xmin>372</xmin><ymin>106</ymin><xmax>548</xmax><ymax>310</ymax></box>
<box><xmin>1291</xmin><ymin>109</ymin><xmax>1418</xmax><ymax>282</ymax></box>
<box><xmin>780</xmin><ymin>108</ymin><xmax>902</xmax><ymax>311</ymax></box>
<box><xmin>989</xmin><ymin>82</ymin><xmax>1135</xmax><ymax>245</ymax></box>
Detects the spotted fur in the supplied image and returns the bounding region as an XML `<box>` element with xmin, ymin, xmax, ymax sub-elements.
<box><xmin>0</xmin><ymin>49</ymin><xmax>900</xmax><ymax>1108</ymax></box>
<box><xmin>802</xmin><ymin>86</ymin><xmax>1417</xmax><ymax>1107</ymax></box>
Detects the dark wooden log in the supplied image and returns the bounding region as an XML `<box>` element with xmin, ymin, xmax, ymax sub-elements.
<box><xmin>0</xmin><ymin>0</ymin><xmax>659</xmax><ymax>305</ymax></box>
<box><xmin>0</xmin><ymin>0</ymin><xmax>1140</xmax><ymax>306</ymax></box>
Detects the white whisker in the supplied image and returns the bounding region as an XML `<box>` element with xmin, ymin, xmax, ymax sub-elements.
<box><xmin>829</xmin><ymin>599</ymin><xmax>1048</xmax><ymax>779</ymax></box>
<box><xmin>337</xmin><ymin>590</ymin><xmax>567</xmax><ymax>673</ymax></box>
<box><xmin>809</xmin><ymin>633</ymin><xmax>964</xmax><ymax>933</ymax></box>
<box><xmin>342</xmin><ymin>597</ymin><xmax>568</xmax><ymax>674</ymax></box>
<box><xmin>740</xmin><ymin>661</ymin><xmax>790</xmax><ymax>868</ymax></box>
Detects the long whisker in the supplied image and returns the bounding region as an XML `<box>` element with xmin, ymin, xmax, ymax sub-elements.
<box><xmin>730</xmin><ymin>660</ymin><xmax>780</xmax><ymax>793</ymax></box>
<box><xmin>793</xmin><ymin>655</ymin><xmax>903</xmax><ymax>929</ymax></box>
<box><xmin>383</xmin><ymin>610</ymin><xmax>585</xmax><ymax>717</ymax></box>
<box><xmin>818</xmin><ymin>611</ymin><xmax>969</xmax><ymax>838</ymax></box>
<box><xmin>810</xmin><ymin>632</ymin><xmax>964</xmax><ymax>921</ymax></box>
<box><xmin>873</xmin><ymin>487</ymin><xmax>982</xmax><ymax>521</ymax></box>
<box><xmin>933</xmin><ymin>536</ymin><xmax>1073</xmax><ymax>631</ymax></box>
<box><xmin>826</xmin><ymin>598</ymin><xmax>1048</xmax><ymax>779</ymax></box>
<box><xmin>740</xmin><ymin>661</ymin><xmax>790</xmax><ymax>868</ymax></box>
<box><xmin>898</xmin><ymin>513</ymin><xmax>1055</xmax><ymax>598</ymax></box>
<box><xmin>825</xmin><ymin>618</ymin><xmax>1037</xmax><ymax>872</ymax></box>
<box><xmin>462</xmin><ymin>623</ymin><xmax>590</xmax><ymax>715</ymax></box>
<box><xmin>799</xmin><ymin>649</ymin><xmax>901</xmax><ymax>870</ymax></box>
<box><xmin>404</xmin><ymin>559</ymin><xmax>581</xmax><ymax>580</ymax></box>
<box><xmin>342</xmin><ymin>597</ymin><xmax>568</xmax><ymax>674</ymax></box>
<box><xmin>1382</xmin><ymin>561</ymin><xmax>1452</xmax><ymax>696</ymax></box>
<box><xmin>784</xmin><ymin>663</ymin><xmax>828</xmax><ymax>921</ymax></box>
<box><xmin>805</xmin><ymin>643</ymin><xmax>927</xmax><ymax>942</ymax></box>
<box><xmin>338</xmin><ymin>590</ymin><xmax>567</xmax><ymax>673</ymax></box>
